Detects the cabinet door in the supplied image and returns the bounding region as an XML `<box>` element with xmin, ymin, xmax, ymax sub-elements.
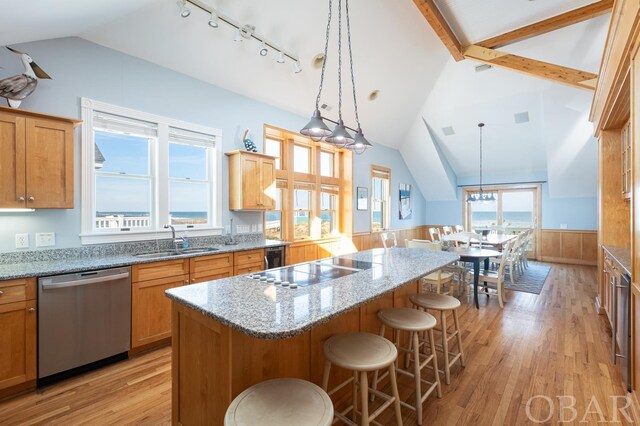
<box><xmin>0</xmin><ymin>112</ymin><xmax>26</xmax><ymax>208</ymax></box>
<box><xmin>260</xmin><ymin>158</ymin><xmax>276</xmax><ymax>209</ymax></box>
<box><xmin>25</xmin><ymin>118</ymin><xmax>74</xmax><ymax>208</ymax></box>
<box><xmin>0</xmin><ymin>300</ymin><xmax>36</xmax><ymax>390</ymax></box>
<box><xmin>241</xmin><ymin>155</ymin><xmax>261</xmax><ymax>209</ymax></box>
<box><xmin>131</xmin><ymin>274</ymin><xmax>189</xmax><ymax>348</ymax></box>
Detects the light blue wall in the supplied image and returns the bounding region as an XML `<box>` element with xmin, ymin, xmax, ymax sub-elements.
<box><xmin>0</xmin><ymin>37</ymin><xmax>427</xmax><ymax>252</ymax></box>
<box><xmin>425</xmin><ymin>171</ymin><xmax>597</xmax><ymax>230</ymax></box>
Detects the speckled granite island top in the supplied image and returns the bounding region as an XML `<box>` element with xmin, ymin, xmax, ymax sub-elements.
<box><xmin>603</xmin><ymin>246</ymin><xmax>631</xmax><ymax>276</ymax></box>
<box><xmin>0</xmin><ymin>240</ymin><xmax>287</xmax><ymax>280</ymax></box>
<box><xmin>166</xmin><ymin>248</ymin><xmax>459</xmax><ymax>339</ymax></box>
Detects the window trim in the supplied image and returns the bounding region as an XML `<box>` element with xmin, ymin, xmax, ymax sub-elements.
<box><xmin>80</xmin><ymin>97</ymin><xmax>223</xmax><ymax>244</ymax></box>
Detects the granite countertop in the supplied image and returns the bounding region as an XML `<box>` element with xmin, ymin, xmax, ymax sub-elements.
<box><xmin>603</xmin><ymin>245</ymin><xmax>631</xmax><ymax>276</ymax></box>
<box><xmin>166</xmin><ymin>248</ymin><xmax>460</xmax><ymax>340</ymax></box>
<box><xmin>0</xmin><ymin>240</ymin><xmax>288</xmax><ymax>280</ymax></box>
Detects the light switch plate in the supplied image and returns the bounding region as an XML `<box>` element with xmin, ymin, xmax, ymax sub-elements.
<box><xmin>15</xmin><ymin>233</ymin><xmax>29</xmax><ymax>249</ymax></box>
<box><xmin>560</xmin><ymin>224</ymin><xmax>568</xmax><ymax>230</ymax></box>
<box><xmin>36</xmin><ymin>232</ymin><xmax>55</xmax><ymax>247</ymax></box>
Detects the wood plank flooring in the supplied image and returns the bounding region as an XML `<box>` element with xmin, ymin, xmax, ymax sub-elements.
<box><xmin>0</xmin><ymin>263</ymin><xmax>631</xmax><ymax>425</ymax></box>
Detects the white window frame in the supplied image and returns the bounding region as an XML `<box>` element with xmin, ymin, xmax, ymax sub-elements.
<box><xmin>80</xmin><ymin>98</ymin><xmax>223</xmax><ymax>244</ymax></box>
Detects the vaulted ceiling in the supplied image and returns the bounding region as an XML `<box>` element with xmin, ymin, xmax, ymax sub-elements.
<box><xmin>0</xmin><ymin>0</ymin><xmax>609</xmax><ymax>201</ymax></box>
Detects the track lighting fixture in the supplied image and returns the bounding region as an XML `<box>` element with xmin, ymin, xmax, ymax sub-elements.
<box><xmin>208</xmin><ymin>11</ymin><xmax>219</xmax><ymax>28</ymax></box>
<box><xmin>259</xmin><ymin>42</ymin><xmax>268</xmax><ymax>56</ymax></box>
<box><xmin>176</xmin><ymin>0</ymin><xmax>191</xmax><ymax>18</ymax></box>
<box><xmin>301</xmin><ymin>0</ymin><xmax>372</xmax><ymax>154</ymax></box>
<box><xmin>177</xmin><ymin>0</ymin><xmax>301</xmax><ymax>74</ymax></box>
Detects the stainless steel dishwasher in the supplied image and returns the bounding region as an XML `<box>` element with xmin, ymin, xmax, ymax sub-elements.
<box><xmin>38</xmin><ymin>266</ymin><xmax>131</xmax><ymax>382</ymax></box>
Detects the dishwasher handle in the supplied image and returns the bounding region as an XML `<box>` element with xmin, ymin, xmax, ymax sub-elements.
<box><xmin>41</xmin><ymin>272</ymin><xmax>130</xmax><ymax>290</ymax></box>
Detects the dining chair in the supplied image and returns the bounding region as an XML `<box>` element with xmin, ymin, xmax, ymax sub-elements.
<box><xmin>428</xmin><ymin>227</ymin><xmax>442</xmax><ymax>242</ymax></box>
<box><xmin>453</xmin><ymin>232</ymin><xmax>482</xmax><ymax>249</ymax></box>
<box><xmin>454</xmin><ymin>225</ymin><xmax>464</xmax><ymax>233</ymax></box>
<box><xmin>381</xmin><ymin>232</ymin><xmax>397</xmax><ymax>249</ymax></box>
<box><xmin>406</xmin><ymin>239</ymin><xmax>456</xmax><ymax>295</ymax></box>
<box><xmin>442</xmin><ymin>226</ymin><xmax>453</xmax><ymax>236</ymax></box>
<box><xmin>465</xmin><ymin>239</ymin><xmax>515</xmax><ymax>308</ymax></box>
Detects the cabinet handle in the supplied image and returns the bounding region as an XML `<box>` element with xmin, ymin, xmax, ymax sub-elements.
<box><xmin>184</xmin><ymin>279</ymin><xmax>189</xmax><ymax>284</ymax></box>
<box><xmin>191</xmin><ymin>278</ymin><xmax>195</xmax><ymax>283</ymax></box>
<box><xmin>0</xmin><ymin>290</ymin><xmax>3</xmax><ymax>296</ymax></box>
<box><xmin>18</xmin><ymin>196</ymin><xmax>25</xmax><ymax>202</ymax></box>
<box><xmin>28</xmin><ymin>196</ymin><xmax>35</xmax><ymax>202</ymax></box>
<box><xmin>28</xmin><ymin>308</ymin><xmax>35</xmax><ymax>313</ymax></box>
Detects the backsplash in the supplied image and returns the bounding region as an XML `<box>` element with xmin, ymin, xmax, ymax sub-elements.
<box><xmin>0</xmin><ymin>233</ymin><xmax>265</xmax><ymax>264</ymax></box>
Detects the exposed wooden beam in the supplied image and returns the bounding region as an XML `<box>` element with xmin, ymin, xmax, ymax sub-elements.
<box><xmin>476</xmin><ymin>0</ymin><xmax>613</xmax><ymax>49</ymax></box>
<box><xmin>463</xmin><ymin>45</ymin><xmax>598</xmax><ymax>90</ymax></box>
<box><xmin>413</xmin><ymin>0</ymin><xmax>464</xmax><ymax>61</ymax></box>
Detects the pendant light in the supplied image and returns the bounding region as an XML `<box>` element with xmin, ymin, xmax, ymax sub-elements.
<box><xmin>466</xmin><ymin>123</ymin><xmax>496</xmax><ymax>203</ymax></box>
<box><xmin>300</xmin><ymin>0</ymin><xmax>372</xmax><ymax>153</ymax></box>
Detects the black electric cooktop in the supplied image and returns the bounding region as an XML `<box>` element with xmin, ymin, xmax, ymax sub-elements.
<box><xmin>247</xmin><ymin>257</ymin><xmax>378</xmax><ymax>287</ymax></box>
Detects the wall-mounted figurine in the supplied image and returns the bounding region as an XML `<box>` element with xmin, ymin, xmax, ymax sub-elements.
<box><xmin>0</xmin><ymin>47</ymin><xmax>51</xmax><ymax>108</ymax></box>
<box><xmin>242</xmin><ymin>129</ymin><xmax>257</xmax><ymax>152</ymax></box>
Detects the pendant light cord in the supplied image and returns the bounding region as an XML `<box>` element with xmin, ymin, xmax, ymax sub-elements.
<box><xmin>315</xmin><ymin>0</ymin><xmax>333</xmax><ymax>110</ymax></box>
<box><xmin>337</xmin><ymin>0</ymin><xmax>343</xmax><ymax>120</ymax></box>
<box><xmin>345</xmin><ymin>0</ymin><xmax>360</xmax><ymax>129</ymax></box>
<box><xmin>479</xmin><ymin>124</ymin><xmax>483</xmax><ymax>194</ymax></box>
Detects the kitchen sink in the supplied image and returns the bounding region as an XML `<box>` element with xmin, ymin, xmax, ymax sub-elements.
<box><xmin>135</xmin><ymin>247</ymin><xmax>219</xmax><ymax>259</ymax></box>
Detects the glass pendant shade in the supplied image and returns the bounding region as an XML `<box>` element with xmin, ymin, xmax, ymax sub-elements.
<box><xmin>325</xmin><ymin>119</ymin><xmax>354</xmax><ymax>147</ymax></box>
<box><xmin>466</xmin><ymin>190</ymin><xmax>496</xmax><ymax>204</ymax></box>
<box><xmin>300</xmin><ymin>109</ymin><xmax>332</xmax><ymax>142</ymax></box>
<box><xmin>346</xmin><ymin>128</ymin><xmax>372</xmax><ymax>154</ymax></box>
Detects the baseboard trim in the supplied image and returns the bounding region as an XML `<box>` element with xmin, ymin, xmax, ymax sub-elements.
<box><xmin>595</xmin><ymin>296</ymin><xmax>605</xmax><ymax>315</ymax></box>
<box><xmin>540</xmin><ymin>256</ymin><xmax>597</xmax><ymax>266</ymax></box>
<box><xmin>128</xmin><ymin>338</ymin><xmax>171</xmax><ymax>357</ymax></box>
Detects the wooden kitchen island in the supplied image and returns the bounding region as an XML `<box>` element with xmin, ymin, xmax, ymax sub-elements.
<box><xmin>166</xmin><ymin>248</ymin><xmax>459</xmax><ymax>425</ymax></box>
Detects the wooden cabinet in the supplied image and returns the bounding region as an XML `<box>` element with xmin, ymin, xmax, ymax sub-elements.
<box><xmin>0</xmin><ymin>107</ymin><xmax>80</xmax><ymax>209</ymax></box>
<box><xmin>0</xmin><ymin>278</ymin><xmax>36</xmax><ymax>395</ymax></box>
<box><xmin>189</xmin><ymin>252</ymin><xmax>233</xmax><ymax>284</ymax></box>
<box><xmin>226</xmin><ymin>151</ymin><xmax>276</xmax><ymax>210</ymax></box>
<box><xmin>233</xmin><ymin>249</ymin><xmax>265</xmax><ymax>275</ymax></box>
<box><xmin>131</xmin><ymin>259</ymin><xmax>189</xmax><ymax>349</ymax></box>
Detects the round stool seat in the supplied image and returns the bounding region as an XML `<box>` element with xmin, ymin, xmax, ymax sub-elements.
<box><xmin>324</xmin><ymin>332</ymin><xmax>397</xmax><ymax>371</ymax></box>
<box><xmin>410</xmin><ymin>292</ymin><xmax>461</xmax><ymax>310</ymax></box>
<box><xmin>378</xmin><ymin>307</ymin><xmax>437</xmax><ymax>332</ymax></box>
<box><xmin>225</xmin><ymin>378</ymin><xmax>333</xmax><ymax>426</ymax></box>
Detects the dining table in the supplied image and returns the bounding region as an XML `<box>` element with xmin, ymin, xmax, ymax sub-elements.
<box><xmin>443</xmin><ymin>232</ymin><xmax>518</xmax><ymax>251</ymax></box>
<box><xmin>452</xmin><ymin>246</ymin><xmax>502</xmax><ymax>309</ymax></box>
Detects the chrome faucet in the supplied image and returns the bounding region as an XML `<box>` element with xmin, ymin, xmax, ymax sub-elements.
<box><xmin>164</xmin><ymin>224</ymin><xmax>184</xmax><ymax>249</ymax></box>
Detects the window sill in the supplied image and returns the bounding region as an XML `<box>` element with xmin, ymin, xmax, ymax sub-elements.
<box><xmin>80</xmin><ymin>227</ymin><xmax>224</xmax><ymax>245</ymax></box>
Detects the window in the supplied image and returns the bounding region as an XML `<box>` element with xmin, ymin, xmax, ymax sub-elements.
<box><xmin>293</xmin><ymin>145</ymin><xmax>311</xmax><ymax>173</ymax></box>
<box><xmin>81</xmin><ymin>98</ymin><xmax>222</xmax><ymax>243</ymax></box>
<box><xmin>265</xmin><ymin>137</ymin><xmax>282</xmax><ymax>169</ymax></box>
<box><xmin>321</xmin><ymin>186</ymin><xmax>339</xmax><ymax>237</ymax></box>
<box><xmin>294</xmin><ymin>186</ymin><xmax>312</xmax><ymax>239</ymax></box>
<box><xmin>371</xmin><ymin>166</ymin><xmax>390</xmax><ymax>232</ymax></box>
<box><xmin>320</xmin><ymin>151</ymin><xmax>335</xmax><ymax>177</ymax></box>
<box><xmin>265</xmin><ymin>184</ymin><xmax>285</xmax><ymax>240</ymax></box>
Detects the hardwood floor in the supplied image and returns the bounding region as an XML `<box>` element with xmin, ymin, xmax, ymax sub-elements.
<box><xmin>0</xmin><ymin>263</ymin><xmax>631</xmax><ymax>425</ymax></box>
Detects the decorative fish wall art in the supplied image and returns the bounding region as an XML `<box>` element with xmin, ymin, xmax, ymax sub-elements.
<box><xmin>0</xmin><ymin>47</ymin><xmax>51</xmax><ymax>108</ymax></box>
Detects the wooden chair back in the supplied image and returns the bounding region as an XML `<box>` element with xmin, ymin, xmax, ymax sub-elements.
<box><xmin>442</xmin><ymin>226</ymin><xmax>453</xmax><ymax>235</ymax></box>
<box><xmin>429</xmin><ymin>227</ymin><xmax>442</xmax><ymax>241</ymax></box>
<box><xmin>454</xmin><ymin>231</ymin><xmax>482</xmax><ymax>248</ymax></box>
<box><xmin>454</xmin><ymin>225</ymin><xmax>464</xmax><ymax>233</ymax></box>
<box><xmin>381</xmin><ymin>232</ymin><xmax>397</xmax><ymax>248</ymax></box>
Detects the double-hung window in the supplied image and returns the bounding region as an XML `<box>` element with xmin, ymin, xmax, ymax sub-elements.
<box><xmin>81</xmin><ymin>98</ymin><xmax>222</xmax><ymax>244</ymax></box>
<box><xmin>371</xmin><ymin>166</ymin><xmax>390</xmax><ymax>232</ymax></box>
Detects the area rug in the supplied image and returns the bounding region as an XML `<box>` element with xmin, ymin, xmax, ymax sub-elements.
<box><xmin>503</xmin><ymin>261</ymin><xmax>551</xmax><ymax>295</ymax></box>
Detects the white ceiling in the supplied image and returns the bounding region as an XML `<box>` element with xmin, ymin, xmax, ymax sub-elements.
<box><xmin>434</xmin><ymin>0</ymin><xmax>603</xmax><ymax>45</ymax></box>
<box><xmin>0</xmin><ymin>0</ymin><xmax>609</xmax><ymax>201</ymax></box>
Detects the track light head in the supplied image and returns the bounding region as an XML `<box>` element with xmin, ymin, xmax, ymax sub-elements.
<box><xmin>293</xmin><ymin>60</ymin><xmax>302</xmax><ymax>74</ymax></box>
<box><xmin>259</xmin><ymin>41</ymin><xmax>268</xmax><ymax>57</ymax></box>
<box><xmin>176</xmin><ymin>0</ymin><xmax>191</xmax><ymax>18</ymax></box>
<box><xmin>208</xmin><ymin>11</ymin><xmax>219</xmax><ymax>28</ymax></box>
<box><xmin>234</xmin><ymin>28</ymin><xmax>243</xmax><ymax>42</ymax></box>
<box><xmin>276</xmin><ymin>51</ymin><xmax>285</xmax><ymax>64</ymax></box>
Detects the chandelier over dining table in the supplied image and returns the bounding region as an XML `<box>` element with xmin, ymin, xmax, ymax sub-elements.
<box><xmin>300</xmin><ymin>0</ymin><xmax>373</xmax><ymax>154</ymax></box>
<box><xmin>466</xmin><ymin>122</ymin><xmax>497</xmax><ymax>204</ymax></box>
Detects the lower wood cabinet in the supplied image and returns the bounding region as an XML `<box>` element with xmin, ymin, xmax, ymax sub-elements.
<box><xmin>233</xmin><ymin>249</ymin><xmax>265</xmax><ymax>275</ymax></box>
<box><xmin>189</xmin><ymin>253</ymin><xmax>233</xmax><ymax>284</ymax></box>
<box><xmin>0</xmin><ymin>278</ymin><xmax>36</xmax><ymax>394</ymax></box>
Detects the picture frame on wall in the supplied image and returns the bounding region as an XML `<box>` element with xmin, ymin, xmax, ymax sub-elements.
<box><xmin>357</xmin><ymin>187</ymin><xmax>368</xmax><ymax>211</ymax></box>
<box><xmin>399</xmin><ymin>183</ymin><xmax>412</xmax><ymax>220</ymax></box>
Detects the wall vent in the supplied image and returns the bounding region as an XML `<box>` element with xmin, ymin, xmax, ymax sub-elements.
<box><xmin>442</xmin><ymin>126</ymin><xmax>455</xmax><ymax>136</ymax></box>
<box><xmin>475</xmin><ymin>64</ymin><xmax>493</xmax><ymax>72</ymax></box>
<box><xmin>514</xmin><ymin>111</ymin><xmax>530</xmax><ymax>124</ymax></box>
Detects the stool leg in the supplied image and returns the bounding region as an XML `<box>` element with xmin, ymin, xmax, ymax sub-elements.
<box><xmin>387</xmin><ymin>364</ymin><xmax>403</xmax><ymax>426</ymax></box>
<box><xmin>441</xmin><ymin>310</ymin><xmax>451</xmax><ymax>385</ymax></box>
<box><xmin>322</xmin><ymin>360</ymin><xmax>331</xmax><ymax>391</ymax></box>
<box><xmin>412</xmin><ymin>331</ymin><xmax>423</xmax><ymax>426</ymax></box>
<box><xmin>429</xmin><ymin>328</ymin><xmax>442</xmax><ymax>398</ymax></box>
<box><xmin>359</xmin><ymin>371</ymin><xmax>369</xmax><ymax>426</ymax></box>
<box><xmin>453</xmin><ymin>309</ymin><xmax>466</xmax><ymax>367</ymax></box>
<box><xmin>352</xmin><ymin>371</ymin><xmax>358</xmax><ymax>423</ymax></box>
<box><xmin>371</xmin><ymin>324</ymin><xmax>385</xmax><ymax>403</ymax></box>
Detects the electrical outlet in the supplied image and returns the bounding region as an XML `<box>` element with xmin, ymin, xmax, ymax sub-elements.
<box><xmin>15</xmin><ymin>233</ymin><xmax>29</xmax><ymax>249</ymax></box>
<box><xmin>36</xmin><ymin>232</ymin><xmax>56</xmax><ymax>247</ymax></box>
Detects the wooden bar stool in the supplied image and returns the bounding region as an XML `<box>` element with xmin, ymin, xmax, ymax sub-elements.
<box><xmin>409</xmin><ymin>293</ymin><xmax>466</xmax><ymax>385</ymax></box>
<box><xmin>322</xmin><ymin>332</ymin><xmax>403</xmax><ymax>426</ymax></box>
<box><xmin>372</xmin><ymin>308</ymin><xmax>442</xmax><ymax>426</ymax></box>
<box><xmin>224</xmin><ymin>378</ymin><xmax>333</xmax><ymax>426</ymax></box>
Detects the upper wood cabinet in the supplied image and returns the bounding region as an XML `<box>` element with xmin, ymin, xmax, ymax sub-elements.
<box><xmin>0</xmin><ymin>106</ymin><xmax>80</xmax><ymax>209</ymax></box>
<box><xmin>226</xmin><ymin>151</ymin><xmax>276</xmax><ymax>210</ymax></box>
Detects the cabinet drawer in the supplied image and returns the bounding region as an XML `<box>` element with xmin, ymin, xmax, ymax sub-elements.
<box><xmin>0</xmin><ymin>278</ymin><xmax>36</xmax><ymax>305</ymax></box>
<box><xmin>234</xmin><ymin>264</ymin><xmax>264</xmax><ymax>276</ymax></box>
<box><xmin>191</xmin><ymin>270</ymin><xmax>233</xmax><ymax>284</ymax></box>
<box><xmin>132</xmin><ymin>259</ymin><xmax>189</xmax><ymax>282</ymax></box>
<box><xmin>190</xmin><ymin>253</ymin><xmax>233</xmax><ymax>275</ymax></box>
<box><xmin>234</xmin><ymin>249</ymin><xmax>265</xmax><ymax>267</ymax></box>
